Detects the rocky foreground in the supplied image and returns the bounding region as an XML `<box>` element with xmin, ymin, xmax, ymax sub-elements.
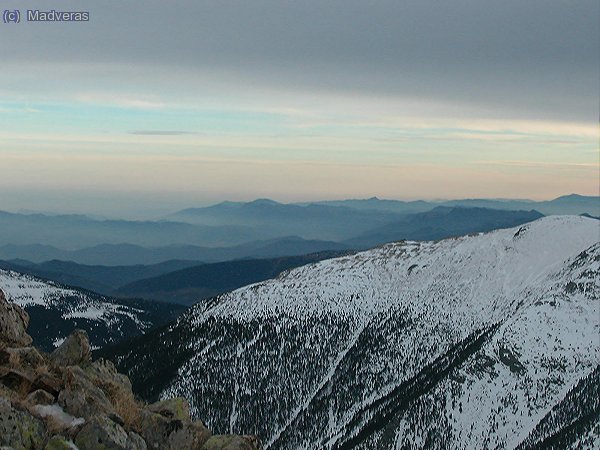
<box><xmin>0</xmin><ymin>289</ymin><xmax>261</xmax><ymax>450</ymax></box>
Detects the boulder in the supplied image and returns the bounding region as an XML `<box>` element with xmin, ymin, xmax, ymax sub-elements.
<box><xmin>59</xmin><ymin>366</ymin><xmax>115</xmax><ymax>420</ymax></box>
<box><xmin>201</xmin><ymin>435</ymin><xmax>262</xmax><ymax>450</ymax></box>
<box><xmin>0</xmin><ymin>382</ymin><xmax>19</xmax><ymax>403</ymax></box>
<box><xmin>84</xmin><ymin>359</ymin><xmax>132</xmax><ymax>394</ymax></box>
<box><xmin>26</xmin><ymin>389</ymin><xmax>55</xmax><ymax>406</ymax></box>
<box><xmin>4</xmin><ymin>347</ymin><xmax>46</xmax><ymax>371</ymax></box>
<box><xmin>147</xmin><ymin>397</ymin><xmax>190</xmax><ymax>421</ymax></box>
<box><xmin>0</xmin><ymin>368</ymin><xmax>34</xmax><ymax>395</ymax></box>
<box><xmin>75</xmin><ymin>415</ymin><xmax>129</xmax><ymax>450</ymax></box>
<box><xmin>0</xmin><ymin>398</ymin><xmax>47</xmax><ymax>449</ymax></box>
<box><xmin>51</xmin><ymin>330</ymin><xmax>91</xmax><ymax>367</ymax></box>
<box><xmin>33</xmin><ymin>372</ymin><xmax>63</xmax><ymax>397</ymax></box>
<box><xmin>0</xmin><ymin>290</ymin><xmax>32</xmax><ymax>347</ymax></box>
<box><xmin>75</xmin><ymin>416</ymin><xmax>147</xmax><ymax>450</ymax></box>
<box><xmin>138</xmin><ymin>409</ymin><xmax>184</xmax><ymax>449</ymax></box>
<box><xmin>167</xmin><ymin>420</ymin><xmax>212</xmax><ymax>450</ymax></box>
<box><xmin>126</xmin><ymin>432</ymin><xmax>147</xmax><ymax>450</ymax></box>
<box><xmin>80</xmin><ymin>361</ymin><xmax>141</xmax><ymax>431</ymax></box>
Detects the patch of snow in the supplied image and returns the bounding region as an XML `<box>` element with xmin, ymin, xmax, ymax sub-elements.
<box><xmin>32</xmin><ymin>403</ymin><xmax>85</xmax><ymax>428</ymax></box>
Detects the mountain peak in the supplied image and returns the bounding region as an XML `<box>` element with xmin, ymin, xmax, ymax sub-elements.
<box><xmin>552</xmin><ymin>193</ymin><xmax>590</xmax><ymax>201</ymax></box>
<box><xmin>247</xmin><ymin>198</ymin><xmax>280</xmax><ymax>206</ymax></box>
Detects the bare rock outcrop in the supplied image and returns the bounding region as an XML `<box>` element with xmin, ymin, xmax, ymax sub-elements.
<box><xmin>50</xmin><ymin>331</ymin><xmax>91</xmax><ymax>367</ymax></box>
<box><xmin>0</xmin><ymin>289</ymin><xmax>32</xmax><ymax>347</ymax></box>
<box><xmin>0</xmin><ymin>289</ymin><xmax>262</xmax><ymax>450</ymax></box>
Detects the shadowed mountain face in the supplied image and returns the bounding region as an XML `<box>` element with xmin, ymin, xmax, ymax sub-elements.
<box><xmin>113</xmin><ymin>251</ymin><xmax>351</xmax><ymax>305</ymax></box>
<box><xmin>101</xmin><ymin>216</ymin><xmax>600</xmax><ymax>449</ymax></box>
<box><xmin>0</xmin><ymin>259</ymin><xmax>203</xmax><ymax>295</ymax></box>
<box><xmin>0</xmin><ymin>237</ymin><xmax>351</xmax><ymax>266</ymax></box>
<box><xmin>0</xmin><ymin>252</ymin><xmax>352</xmax><ymax>306</ymax></box>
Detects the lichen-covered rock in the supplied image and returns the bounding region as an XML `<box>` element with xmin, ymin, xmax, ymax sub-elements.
<box><xmin>0</xmin><ymin>369</ymin><xmax>34</xmax><ymax>395</ymax></box>
<box><xmin>83</xmin><ymin>359</ymin><xmax>132</xmax><ymax>394</ymax></box>
<box><xmin>107</xmin><ymin>412</ymin><xmax>125</xmax><ymax>427</ymax></box>
<box><xmin>26</xmin><ymin>389</ymin><xmax>55</xmax><ymax>406</ymax></box>
<box><xmin>44</xmin><ymin>436</ymin><xmax>78</xmax><ymax>450</ymax></box>
<box><xmin>201</xmin><ymin>435</ymin><xmax>262</xmax><ymax>450</ymax></box>
<box><xmin>147</xmin><ymin>397</ymin><xmax>190</xmax><ymax>421</ymax></box>
<box><xmin>126</xmin><ymin>432</ymin><xmax>147</xmax><ymax>450</ymax></box>
<box><xmin>0</xmin><ymin>398</ymin><xmax>47</xmax><ymax>449</ymax></box>
<box><xmin>138</xmin><ymin>409</ymin><xmax>183</xmax><ymax>449</ymax></box>
<box><xmin>0</xmin><ymin>383</ymin><xmax>19</xmax><ymax>403</ymax></box>
<box><xmin>0</xmin><ymin>348</ymin><xmax>10</xmax><ymax>366</ymax></box>
<box><xmin>59</xmin><ymin>366</ymin><xmax>115</xmax><ymax>420</ymax></box>
<box><xmin>0</xmin><ymin>290</ymin><xmax>32</xmax><ymax>347</ymax></box>
<box><xmin>78</xmin><ymin>423</ymin><xmax>146</xmax><ymax>450</ymax></box>
<box><xmin>4</xmin><ymin>347</ymin><xmax>45</xmax><ymax>372</ymax></box>
<box><xmin>75</xmin><ymin>415</ymin><xmax>130</xmax><ymax>450</ymax></box>
<box><xmin>167</xmin><ymin>420</ymin><xmax>211</xmax><ymax>450</ymax></box>
<box><xmin>33</xmin><ymin>372</ymin><xmax>63</xmax><ymax>397</ymax></box>
<box><xmin>50</xmin><ymin>330</ymin><xmax>91</xmax><ymax>367</ymax></box>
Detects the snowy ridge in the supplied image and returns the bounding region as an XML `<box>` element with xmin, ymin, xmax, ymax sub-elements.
<box><xmin>0</xmin><ymin>270</ymin><xmax>146</xmax><ymax>327</ymax></box>
<box><xmin>0</xmin><ymin>269</ymin><xmax>172</xmax><ymax>351</ymax></box>
<box><xmin>107</xmin><ymin>216</ymin><xmax>599</xmax><ymax>449</ymax></box>
<box><xmin>205</xmin><ymin>216</ymin><xmax>596</xmax><ymax>322</ymax></box>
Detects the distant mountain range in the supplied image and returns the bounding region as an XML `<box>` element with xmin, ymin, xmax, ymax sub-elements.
<box><xmin>0</xmin><ymin>208</ymin><xmax>547</xmax><ymax>267</ymax></box>
<box><xmin>101</xmin><ymin>216</ymin><xmax>600</xmax><ymax>449</ymax></box>
<box><xmin>166</xmin><ymin>198</ymin><xmax>400</xmax><ymax>241</ymax></box>
<box><xmin>0</xmin><ymin>236</ymin><xmax>351</xmax><ymax>266</ymax></box>
<box><xmin>307</xmin><ymin>194</ymin><xmax>599</xmax><ymax>216</ymax></box>
<box><xmin>344</xmin><ymin>207</ymin><xmax>544</xmax><ymax>248</ymax></box>
<box><xmin>0</xmin><ymin>194</ymin><xmax>595</xmax><ymax>266</ymax></box>
<box><xmin>0</xmin><ymin>210</ymin><xmax>270</xmax><ymax>249</ymax></box>
<box><xmin>167</xmin><ymin>195</ymin><xmax>598</xmax><ymax>239</ymax></box>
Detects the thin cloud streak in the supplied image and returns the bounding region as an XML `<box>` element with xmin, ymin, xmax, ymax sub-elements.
<box><xmin>129</xmin><ymin>131</ymin><xmax>195</xmax><ymax>136</ymax></box>
<box><xmin>472</xmin><ymin>160</ymin><xmax>599</xmax><ymax>170</ymax></box>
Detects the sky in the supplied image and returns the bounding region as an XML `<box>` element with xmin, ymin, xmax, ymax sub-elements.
<box><xmin>0</xmin><ymin>0</ymin><xmax>598</xmax><ymax>218</ymax></box>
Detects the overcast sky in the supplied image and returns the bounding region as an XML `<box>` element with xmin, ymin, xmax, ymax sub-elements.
<box><xmin>0</xmin><ymin>0</ymin><xmax>598</xmax><ymax>217</ymax></box>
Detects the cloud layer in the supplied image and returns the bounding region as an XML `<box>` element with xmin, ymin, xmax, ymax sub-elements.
<box><xmin>0</xmin><ymin>0</ymin><xmax>597</xmax><ymax>216</ymax></box>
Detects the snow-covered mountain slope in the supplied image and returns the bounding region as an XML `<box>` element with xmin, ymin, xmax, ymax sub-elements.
<box><xmin>104</xmin><ymin>216</ymin><xmax>600</xmax><ymax>449</ymax></box>
<box><xmin>0</xmin><ymin>270</ymin><xmax>184</xmax><ymax>352</ymax></box>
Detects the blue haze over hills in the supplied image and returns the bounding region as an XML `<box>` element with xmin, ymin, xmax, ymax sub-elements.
<box><xmin>0</xmin><ymin>194</ymin><xmax>596</xmax><ymax>266</ymax></box>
